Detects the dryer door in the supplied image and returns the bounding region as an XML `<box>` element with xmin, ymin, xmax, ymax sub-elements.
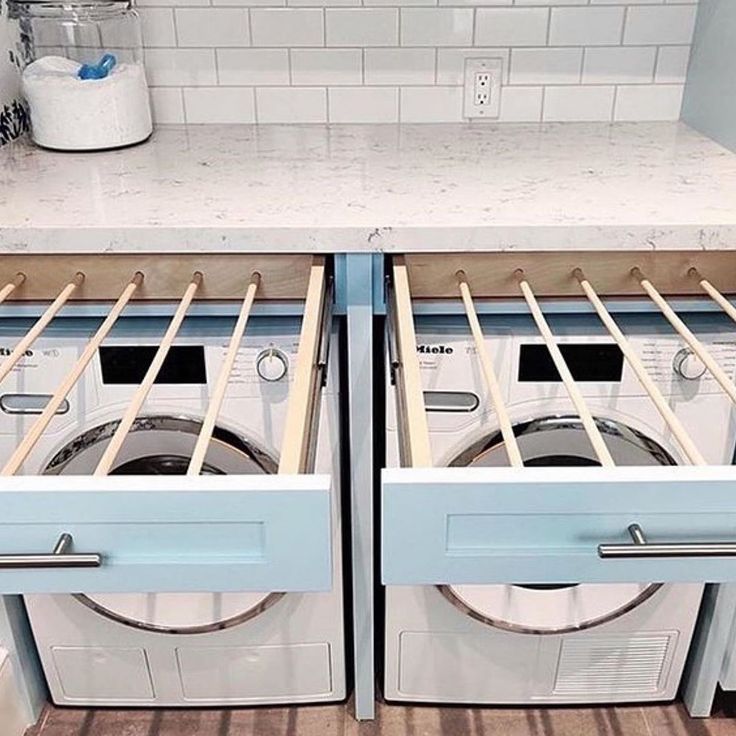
<box><xmin>44</xmin><ymin>416</ymin><xmax>284</xmax><ymax>634</ymax></box>
<box><xmin>439</xmin><ymin>415</ymin><xmax>668</xmax><ymax>634</ymax></box>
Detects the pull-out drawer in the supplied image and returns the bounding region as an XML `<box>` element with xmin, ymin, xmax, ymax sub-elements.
<box><xmin>0</xmin><ymin>254</ymin><xmax>334</xmax><ymax>595</ymax></box>
<box><xmin>0</xmin><ymin>475</ymin><xmax>331</xmax><ymax>593</ymax></box>
<box><xmin>383</xmin><ymin>466</ymin><xmax>736</xmax><ymax>585</ymax></box>
<box><xmin>383</xmin><ymin>253</ymin><xmax>736</xmax><ymax>588</ymax></box>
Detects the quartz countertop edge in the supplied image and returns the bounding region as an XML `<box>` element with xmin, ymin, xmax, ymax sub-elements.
<box><xmin>2</xmin><ymin>121</ymin><xmax>735</xmax><ymax>253</ymax></box>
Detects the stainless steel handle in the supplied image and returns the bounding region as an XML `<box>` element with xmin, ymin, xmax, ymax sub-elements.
<box><xmin>385</xmin><ymin>274</ymin><xmax>400</xmax><ymax>387</ymax></box>
<box><xmin>316</xmin><ymin>274</ymin><xmax>334</xmax><ymax>389</ymax></box>
<box><xmin>302</xmin><ymin>272</ymin><xmax>333</xmax><ymax>475</ymax></box>
<box><xmin>598</xmin><ymin>523</ymin><xmax>736</xmax><ymax>559</ymax></box>
<box><xmin>0</xmin><ymin>533</ymin><xmax>102</xmax><ymax>569</ymax></box>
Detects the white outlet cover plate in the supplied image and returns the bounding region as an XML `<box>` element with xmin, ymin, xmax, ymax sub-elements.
<box><xmin>463</xmin><ymin>57</ymin><xmax>503</xmax><ymax>120</ymax></box>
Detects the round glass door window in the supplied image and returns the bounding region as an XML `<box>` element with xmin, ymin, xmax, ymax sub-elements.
<box><xmin>44</xmin><ymin>416</ymin><xmax>284</xmax><ymax>634</ymax></box>
<box><xmin>439</xmin><ymin>415</ymin><xmax>674</xmax><ymax>635</ymax></box>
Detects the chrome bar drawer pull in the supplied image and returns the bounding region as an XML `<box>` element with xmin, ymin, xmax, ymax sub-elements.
<box><xmin>598</xmin><ymin>524</ymin><xmax>736</xmax><ymax>559</ymax></box>
<box><xmin>0</xmin><ymin>533</ymin><xmax>102</xmax><ymax>569</ymax></box>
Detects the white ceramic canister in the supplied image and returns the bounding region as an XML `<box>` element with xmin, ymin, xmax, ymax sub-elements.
<box><xmin>11</xmin><ymin>0</ymin><xmax>152</xmax><ymax>151</ymax></box>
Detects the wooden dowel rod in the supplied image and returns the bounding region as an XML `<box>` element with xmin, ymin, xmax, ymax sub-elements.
<box><xmin>278</xmin><ymin>259</ymin><xmax>326</xmax><ymax>474</ymax></box>
<box><xmin>0</xmin><ymin>273</ymin><xmax>26</xmax><ymax>307</ymax></box>
<box><xmin>2</xmin><ymin>273</ymin><xmax>144</xmax><ymax>477</ymax></box>
<box><xmin>575</xmin><ymin>270</ymin><xmax>705</xmax><ymax>466</ymax></box>
<box><xmin>457</xmin><ymin>271</ymin><xmax>523</xmax><ymax>468</ymax></box>
<box><xmin>94</xmin><ymin>272</ymin><xmax>202</xmax><ymax>476</ymax></box>
<box><xmin>392</xmin><ymin>258</ymin><xmax>433</xmax><ymax>468</ymax></box>
<box><xmin>0</xmin><ymin>272</ymin><xmax>84</xmax><ymax>386</ymax></box>
<box><xmin>633</xmin><ymin>267</ymin><xmax>736</xmax><ymax>407</ymax></box>
<box><xmin>188</xmin><ymin>272</ymin><xmax>260</xmax><ymax>476</ymax></box>
<box><xmin>517</xmin><ymin>271</ymin><xmax>614</xmax><ymax>467</ymax></box>
<box><xmin>691</xmin><ymin>269</ymin><xmax>736</xmax><ymax>326</ymax></box>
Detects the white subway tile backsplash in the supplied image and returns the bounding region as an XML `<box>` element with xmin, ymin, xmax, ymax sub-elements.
<box><xmin>289</xmin><ymin>0</ymin><xmax>358</xmax><ymax>6</ymax></box>
<box><xmin>614</xmin><ymin>83</ymin><xmax>684</xmax><ymax>121</ymax></box>
<box><xmin>251</xmin><ymin>8</ymin><xmax>324</xmax><ymax>47</ymax></box>
<box><xmin>549</xmin><ymin>7</ymin><xmax>624</xmax><ymax>47</ymax></box>
<box><xmin>590</xmin><ymin>0</ymin><xmax>664</xmax><ymax>4</ymax></box>
<box><xmin>138</xmin><ymin>0</ymin><xmax>700</xmax><ymax>125</ymax></box>
<box><xmin>176</xmin><ymin>9</ymin><xmax>250</xmax><ymax>48</ymax></box>
<box><xmin>326</xmin><ymin>9</ymin><xmax>398</xmax><ymax>46</ymax></box>
<box><xmin>400</xmin><ymin>86</ymin><xmax>464</xmax><ymax>122</ymax></box>
<box><xmin>367</xmin><ymin>0</ymin><xmax>434</xmax><ymax>5</ymax></box>
<box><xmin>543</xmin><ymin>85</ymin><xmax>615</xmax><ymax>121</ymax></box>
<box><xmin>256</xmin><ymin>86</ymin><xmax>327</xmax><ymax>122</ymax></box>
<box><xmin>655</xmin><ymin>45</ymin><xmax>691</xmax><ymax>84</ymax></box>
<box><xmin>498</xmin><ymin>86</ymin><xmax>542</xmax><ymax>122</ymax></box>
<box><xmin>149</xmin><ymin>87</ymin><xmax>185</xmax><ymax>123</ymax></box>
<box><xmin>400</xmin><ymin>8</ymin><xmax>474</xmax><ymax>46</ymax></box>
<box><xmin>582</xmin><ymin>46</ymin><xmax>656</xmax><ymax>84</ymax></box>
<box><xmin>217</xmin><ymin>49</ymin><xmax>290</xmax><ymax>85</ymax></box>
<box><xmin>184</xmin><ymin>87</ymin><xmax>256</xmax><ymax>123</ymax></box>
<box><xmin>516</xmin><ymin>0</ymin><xmax>586</xmax><ymax>5</ymax></box>
<box><xmin>328</xmin><ymin>86</ymin><xmax>399</xmax><ymax>122</ymax></box>
<box><xmin>139</xmin><ymin>9</ymin><xmax>176</xmax><ymax>48</ymax></box>
<box><xmin>214</xmin><ymin>0</ymin><xmax>285</xmax><ymax>6</ymax></box>
<box><xmin>624</xmin><ymin>5</ymin><xmax>698</xmax><ymax>46</ymax></box>
<box><xmin>291</xmin><ymin>48</ymin><xmax>362</xmax><ymax>85</ymax></box>
<box><xmin>137</xmin><ymin>0</ymin><xmax>202</xmax><ymax>7</ymax></box>
<box><xmin>510</xmin><ymin>48</ymin><xmax>582</xmax><ymax>86</ymax></box>
<box><xmin>144</xmin><ymin>48</ymin><xmax>218</xmax><ymax>86</ymax></box>
<box><xmin>365</xmin><ymin>48</ymin><xmax>436</xmax><ymax>85</ymax></box>
<box><xmin>436</xmin><ymin>48</ymin><xmax>509</xmax><ymax>85</ymax></box>
<box><xmin>439</xmin><ymin>0</ymin><xmax>508</xmax><ymax>5</ymax></box>
<box><xmin>475</xmin><ymin>8</ymin><xmax>550</xmax><ymax>48</ymax></box>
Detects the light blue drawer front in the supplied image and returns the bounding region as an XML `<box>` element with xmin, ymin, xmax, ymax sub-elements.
<box><xmin>382</xmin><ymin>466</ymin><xmax>736</xmax><ymax>585</ymax></box>
<box><xmin>0</xmin><ymin>475</ymin><xmax>332</xmax><ymax>593</ymax></box>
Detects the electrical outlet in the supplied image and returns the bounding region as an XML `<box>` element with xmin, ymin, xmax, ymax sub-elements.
<box><xmin>463</xmin><ymin>58</ymin><xmax>502</xmax><ymax>120</ymax></box>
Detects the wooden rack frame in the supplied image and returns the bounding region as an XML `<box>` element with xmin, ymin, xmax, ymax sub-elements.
<box><xmin>0</xmin><ymin>254</ymin><xmax>315</xmax><ymax>301</ymax></box>
<box><xmin>389</xmin><ymin>252</ymin><xmax>736</xmax><ymax>470</ymax></box>
<box><xmin>0</xmin><ymin>254</ymin><xmax>329</xmax><ymax>477</ymax></box>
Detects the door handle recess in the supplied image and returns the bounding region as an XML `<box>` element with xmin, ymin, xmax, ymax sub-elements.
<box><xmin>0</xmin><ymin>533</ymin><xmax>102</xmax><ymax>569</ymax></box>
<box><xmin>598</xmin><ymin>523</ymin><xmax>736</xmax><ymax>559</ymax></box>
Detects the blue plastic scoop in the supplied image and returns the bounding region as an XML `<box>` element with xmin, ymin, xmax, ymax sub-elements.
<box><xmin>77</xmin><ymin>53</ymin><xmax>117</xmax><ymax>80</ymax></box>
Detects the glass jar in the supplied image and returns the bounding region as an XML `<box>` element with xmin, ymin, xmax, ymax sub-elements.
<box><xmin>9</xmin><ymin>0</ymin><xmax>152</xmax><ymax>151</ymax></box>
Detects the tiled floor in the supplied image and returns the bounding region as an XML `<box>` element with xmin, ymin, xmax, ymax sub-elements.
<box><xmin>25</xmin><ymin>693</ymin><xmax>736</xmax><ymax>736</ymax></box>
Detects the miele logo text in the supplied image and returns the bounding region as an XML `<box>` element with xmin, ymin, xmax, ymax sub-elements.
<box><xmin>417</xmin><ymin>344</ymin><xmax>454</xmax><ymax>354</ymax></box>
<box><xmin>0</xmin><ymin>348</ymin><xmax>32</xmax><ymax>357</ymax></box>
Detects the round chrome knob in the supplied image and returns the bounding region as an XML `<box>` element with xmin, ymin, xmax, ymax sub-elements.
<box><xmin>256</xmin><ymin>348</ymin><xmax>288</xmax><ymax>382</ymax></box>
<box><xmin>672</xmin><ymin>347</ymin><xmax>706</xmax><ymax>381</ymax></box>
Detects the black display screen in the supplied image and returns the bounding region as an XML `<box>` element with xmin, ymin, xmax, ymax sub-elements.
<box><xmin>518</xmin><ymin>344</ymin><xmax>624</xmax><ymax>382</ymax></box>
<box><xmin>99</xmin><ymin>346</ymin><xmax>207</xmax><ymax>384</ymax></box>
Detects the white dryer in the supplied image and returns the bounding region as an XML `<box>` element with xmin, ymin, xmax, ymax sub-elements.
<box><xmin>385</xmin><ymin>311</ymin><xmax>736</xmax><ymax>705</ymax></box>
<box><xmin>0</xmin><ymin>314</ymin><xmax>345</xmax><ymax>707</ymax></box>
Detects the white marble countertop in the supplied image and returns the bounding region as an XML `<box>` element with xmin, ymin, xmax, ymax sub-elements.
<box><xmin>1</xmin><ymin>122</ymin><xmax>735</xmax><ymax>253</ymax></box>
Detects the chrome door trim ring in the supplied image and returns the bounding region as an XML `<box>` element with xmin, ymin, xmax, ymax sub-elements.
<box><xmin>48</xmin><ymin>414</ymin><xmax>283</xmax><ymax>634</ymax></box>
<box><xmin>440</xmin><ymin>413</ymin><xmax>673</xmax><ymax>634</ymax></box>
<box><xmin>436</xmin><ymin>583</ymin><xmax>664</xmax><ymax>635</ymax></box>
<box><xmin>448</xmin><ymin>414</ymin><xmax>677</xmax><ymax>470</ymax></box>
<box><xmin>72</xmin><ymin>591</ymin><xmax>287</xmax><ymax>635</ymax></box>
<box><xmin>43</xmin><ymin>415</ymin><xmax>279</xmax><ymax>476</ymax></box>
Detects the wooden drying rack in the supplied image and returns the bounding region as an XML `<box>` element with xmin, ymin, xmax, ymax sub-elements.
<box><xmin>0</xmin><ymin>254</ymin><xmax>329</xmax><ymax>478</ymax></box>
<box><xmin>389</xmin><ymin>251</ymin><xmax>736</xmax><ymax>471</ymax></box>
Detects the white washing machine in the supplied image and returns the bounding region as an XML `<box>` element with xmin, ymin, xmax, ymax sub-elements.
<box><xmin>0</xmin><ymin>314</ymin><xmax>346</xmax><ymax>707</ymax></box>
<box><xmin>385</xmin><ymin>311</ymin><xmax>736</xmax><ymax>705</ymax></box>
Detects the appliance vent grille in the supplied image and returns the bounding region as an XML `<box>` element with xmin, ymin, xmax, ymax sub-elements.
<box><xmin>554</xmin><ymin>635</ymin><xmax>672</xmax><ymax>696</ymax></box>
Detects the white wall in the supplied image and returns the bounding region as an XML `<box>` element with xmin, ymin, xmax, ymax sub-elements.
<box><xmin>135</xmin><ymin>0</ymin><xmax>700</xmax><ymax>125</ymax></box>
